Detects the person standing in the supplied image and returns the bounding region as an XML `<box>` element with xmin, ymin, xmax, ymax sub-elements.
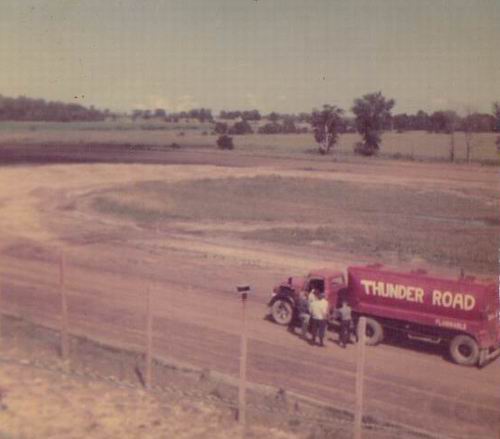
<box><xmin>309</xmin><ymin>290</ymin><xmax>329</xmax><ymax>346</ymax></box>
<box><xmin>338</xmin><ymin>301</ymin><xmax>356</xmax><ymax>348</ymax></box>
<box><xmin>296</xmin><ymin>290</ymin><xmax>311</xmax><ymax>339</ymax></box>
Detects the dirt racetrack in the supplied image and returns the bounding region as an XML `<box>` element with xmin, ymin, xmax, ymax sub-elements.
<box><xmin>0</xmin><ymin>146</ymin><xmax>499</xmax><ymax>438</ymax></box>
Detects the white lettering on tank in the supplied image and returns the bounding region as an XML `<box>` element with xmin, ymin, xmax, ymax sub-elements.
<box><xmin>452</xmin><ymin>293</ymin><xmax>464</xmax><ymax>310</ymax></box>
<box><xmin>360</xmin><ymin>281</ymin><xmax>424</xmax><ymax>304</ymax></box>
<box><xmin>360</xmin><ymin>281</ymin><xmax>474</xmax><ymax>310</ymax></box>
<box><xmin>432</xmin><ymin>290</ymin><xmax>443</xmax><ymax>306</ymax></box>
<box><xmin>406</xmin><ymin>286</ymin><xmax>415</xmax><ymax>302</ymax></box>
<box><xmin>375</xmin><ymin>281</ymin><xmax>385</xmax><ymax>296</ymax></box>
<box><xmin>361</xmin><ymin>280</ymin><xmax>374</xmax><ymax>295</ymax></box>
<box><xmin>442</xmin><ymin>291</ymin><xmax>453</xmax><ymax>307</ymax></box>
<box><xmin>464</xmin><ymin>294</ymin><xmax>475</xmax><ymax>311</ymax></box>
<box><xmin>386</xmin><ymin>283</ymin><xmax>397</xmax><ymax>298</ymax></box>
<box><xmin>415</xmin><ymin>288</ymin><xmax>424</xmax><ymax>303</ymax></box>
<box><xmin>432</xmin><ymin>290</ymin><xmax>476</xmax><ymax>311</ymax></box>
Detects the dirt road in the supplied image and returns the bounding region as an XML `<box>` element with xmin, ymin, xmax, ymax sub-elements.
<box><xmin>0</xmin><ymin>149</ymin><xmax>498</xmax><ymax>438</ymax></box>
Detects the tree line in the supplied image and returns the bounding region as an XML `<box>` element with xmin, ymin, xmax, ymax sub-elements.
<box><xmin>143</xmin><ymin>104</ymin><xmax>500</xmax><ymax>138</ymax></box>
<box><xmin>1</xmin><ymin>93</ymin><xmax>499</xmax><ymax>140</ymax></box>
<box><xmin>393</xmin><ymin>110</ymin><xmax>497</xmax><ymax>133</ymax></box>
<box><xmin>310</xmin><ymin>93</ymin><xmax>500</xmax><ymax>158</ymax></box>
<box><xmin>0</xmin><ymin>95</ymin><xmax>108</xmax><ymax>122</ymax></box>
<box><xmin>212</xmin><ymin>92</ymin><xmax>500</xmax><ymax>159</ymax></box>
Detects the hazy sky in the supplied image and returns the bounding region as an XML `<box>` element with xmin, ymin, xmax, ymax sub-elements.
<box><xmin>1</xmin><ymin>0</ymin><xmax>499</xmax><ymax>115</ymax></box>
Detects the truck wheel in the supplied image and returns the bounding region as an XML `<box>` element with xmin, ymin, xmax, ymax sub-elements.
<box><xmin>271</xmin><ymin>299</ymin><xmax>293</xmax><ymax>325</ymax></box>
<box><xmin>359</xmin><ymin>318</ymin><xmax>384</xmax><ymax>346</ymax></box>
<box><xmin>449</xmin><ymin>335</ymin><xmax>479</xmax><ymax>366</ymax></box>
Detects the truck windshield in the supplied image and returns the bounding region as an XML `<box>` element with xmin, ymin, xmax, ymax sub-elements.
<box><xmin>307</xmin><ymin>278</ymin><xmax>325</xmax><ymax>294</ymax></box>
<box><xmin>331</xmin><ymin>275</ymin><xmax>345</xmax><ymax>286</ymax></box>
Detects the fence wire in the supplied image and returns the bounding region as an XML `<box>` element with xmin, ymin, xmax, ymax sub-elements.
<box><xmin>0</xmin><ymin>350</ymin><xmax>462</xmax><ymax>439</ymax></box>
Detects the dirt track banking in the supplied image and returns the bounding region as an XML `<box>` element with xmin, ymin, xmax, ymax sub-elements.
<box><xmin>0</xmin><ymin>149</ymin><xmax>499</xmax><ymax>438</ymax></box>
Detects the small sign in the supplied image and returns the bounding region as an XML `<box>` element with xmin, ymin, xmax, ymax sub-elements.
<box><xmin>237</xmin><ymin>285</ymin><xmax>251</xmax><ymax>300</ymax></box>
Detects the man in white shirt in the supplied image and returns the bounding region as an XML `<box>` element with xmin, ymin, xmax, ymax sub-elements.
<box><xmin>309</xmin><ymin>290</ymin><xmax>329</xmax><ymax>346</ymax></box>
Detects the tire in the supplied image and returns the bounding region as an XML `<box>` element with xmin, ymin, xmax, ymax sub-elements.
<box><xmin>449</xmin><ymin>335</ymin><xmax>479</xmax><ymax>366</ymax></box>
<box><xmin>271</xmin><ymin>299</ymin><xmax>294</xmax><ymax>325</ymax></box>
<box><xmin>358</xmin><ymin>317</ymin><xmax>384</xmax><ymax>346</ymax></box>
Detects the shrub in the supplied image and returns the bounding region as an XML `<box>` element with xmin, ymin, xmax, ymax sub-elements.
<box><xmin>258</xmin><ymin>123</ymin><xmax>282</xmax><ymax>134</ymax></box>
<box><xmin>281</xmin><ymin>118</ymin><xmax>297</xmax><ymax>134</ymax></box>
<box><xmin>354</xmin><ymin>142</ymin><xmax>376</xmax><ymax>156</ymax></box>
<box><xmin>214</xmin><ymin>122</ymin><xmax>228</xmax><ymax>134</ymax></box>
<box><xmin>216</xmin><ymin>135</ymin><xmax>234</xmax><ymax>150</ymax></box>
<box><xmin>228</xmin><ymin>120</ymin><xmax>253</xmax><ymax>135</ymax></box>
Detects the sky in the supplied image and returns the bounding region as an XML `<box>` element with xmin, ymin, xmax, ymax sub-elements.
<box><xmin>1</xmin><ymin>0</ymin><xmax>499</xmax><ymax>115</ymax></box>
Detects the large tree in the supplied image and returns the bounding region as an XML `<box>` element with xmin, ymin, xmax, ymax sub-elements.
<box><xmin>351</xmin><ymin>92</ymin><xmax>395</xmax><ymax>155</ymax></box>
<box><xmin>311</xmin><ymin>105</ymin><xmax>344</xmax><ymax>154</ymax></box>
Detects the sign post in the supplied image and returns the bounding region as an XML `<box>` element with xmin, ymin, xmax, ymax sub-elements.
<box><xmin>354</xmin><ymin>316</ymin><xmax>367</xmax><ymax>439</ymax></box>
<box><xmin>237</xmin><ymin>284</ymin><xmax>251</xmax><ymax>432</ymax></box>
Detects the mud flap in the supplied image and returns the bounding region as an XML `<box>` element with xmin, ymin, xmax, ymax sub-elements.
<box><xmin>478</xmin><ymin>347</ymin><xmax>500</xmax><ymax>368</ymax></box>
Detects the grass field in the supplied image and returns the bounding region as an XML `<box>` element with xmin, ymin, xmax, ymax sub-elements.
<box><xmin>88</xmin><ymin>175</ymin><xmax>499</xmax><ymax>274</ymax></box>
<box><xmin>0</xmin><ymin>121</ymin><xmax>498</xmax><ymax>163</ymax></box>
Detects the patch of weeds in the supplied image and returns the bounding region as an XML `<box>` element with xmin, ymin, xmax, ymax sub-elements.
<box><xmin>209</xmin><ymin>387</ymin><xmax>223</xmax><ymax>400</ymax></box>
<box><xmin>91</xmin><ymin>196</ymin><xmax>166</xmax><ymax>224</ymax></box>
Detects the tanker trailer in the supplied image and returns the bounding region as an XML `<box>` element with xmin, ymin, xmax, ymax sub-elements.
<box><xmin>347</xmin><ymin>265</ymin><xmax>500</xmax><ymax>366</ymax></box>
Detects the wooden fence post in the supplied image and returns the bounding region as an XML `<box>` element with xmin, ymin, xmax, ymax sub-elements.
<box><xmin>145</xmin><ymin>285</ymin><xmax>153</xmax><ymax>390</ymax></box>
<box><xmin>59</xmin><ymin>251</ymin><xmax>69</xmax><ymax>361</ymax></box>
<box><xmin>0</xmin><ymin>276</ymin><xmax>3</xmax><ymax>344</ymax></box>
<box><xmin>354</xmin><ymin>317</ymin><xmax>367</xmax><ymax>439</ymax></box>
<box><xmin>238</xmin><ymin>291</ymin><xmax>248</xmax><ymax>431</ymax></box>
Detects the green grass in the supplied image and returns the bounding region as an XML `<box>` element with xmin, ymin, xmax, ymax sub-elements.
<box><xmin>0</xmin><ymin>121</ymin><xmax>498</xmax><ymax>163</ymax></box>
<box><xmin>91</xmin><ymin>175</ymin><xmax>497</xmax><ymax>223</ymax></box>
<box><xmin>242</xmin><ymin>223</ymin><xmax>498</xmax><ymax>272</ymax></box>
<box><xmin>91</xmin><ymin>196</ymin><xmax>165</xmax><ymax>223</ymax></box>
<box><xmin>0</xmin><ymin>120</ymin><xmax>211</xmax><ymax>131</ymax></box>
<box><xmin>89</xmin><ymin>175</ymin><xmax>499</xmax><ymax>273</ymax></box>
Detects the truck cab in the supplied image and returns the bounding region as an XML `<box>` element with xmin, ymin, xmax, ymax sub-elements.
<box><xmin>269</xmin><ymin>269</ymin><xmax>347</xmax><ymax>325</ymax></box>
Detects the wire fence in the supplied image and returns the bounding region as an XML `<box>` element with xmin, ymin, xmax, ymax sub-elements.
<box><xmin>0</xmin><ymin>335</ymin><xmax>430</xmax><ymax>439</ymax></box>
<box><xmin>0</xmin><ymin>245</ymin><xmax>494</xmax><ymax>439</ymax></box>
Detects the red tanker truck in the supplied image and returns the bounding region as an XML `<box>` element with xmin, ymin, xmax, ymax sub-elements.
<box><xmin>269</xmin><ymin>264</ymin><xmax>500</xmax><ymax>367</ymax></box>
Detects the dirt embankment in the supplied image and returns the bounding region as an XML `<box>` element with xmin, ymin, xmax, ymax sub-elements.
<box><xmin>0</xmin><ymin>316</ymin><xmax>429</xmax><ymax>439</ymax></box>
<box><xmin>0</xmin><ymin>317</ymin><xmax>299</xmax><ymax>439</ymax></box>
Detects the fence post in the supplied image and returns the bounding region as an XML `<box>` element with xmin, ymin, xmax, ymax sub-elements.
<box><xmin>354</xmin><ymin>317</ymin><xmax>367</xmax><ymax>439</ymax></box>
<box><xmin>59</xmin><ymin>250</ymin><xmax>69</xmax><ymax>361</ymax></box>
<box><xmin>0</xmin><ymin>275</ymin><xmax>3</xmax><ymax>345</ymax></box>
<box><xmin>145</xmin><ymin>285</ymin><xmax>153</xmax><ymax>390</ymax></box>
<box><xmin>238</xmin><ymin>289</ymin><xmax>249</xmax><ymax>431</ymax></box>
